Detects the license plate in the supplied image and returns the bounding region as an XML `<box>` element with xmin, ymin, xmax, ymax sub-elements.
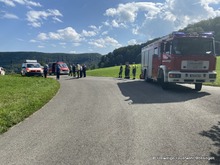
<box><xmin>190</xmin><ymin>74</ymin><xmax>201</xmax><ymax>78</ymax></box>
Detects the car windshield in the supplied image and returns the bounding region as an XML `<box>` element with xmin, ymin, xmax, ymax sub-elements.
<box><xmin>59</xmin><ymin>63</ymin><xmax>68</xmax><ymax>67</ymax></box>
<box><xmin>27</xmin><ymin>63</ymin><xmax>41</xmax><ymax>68</ymax></box>
<box><xmin>172</xmin><ymin>37</ymin><xmax>214</xmax><ymax>55</ymax></box>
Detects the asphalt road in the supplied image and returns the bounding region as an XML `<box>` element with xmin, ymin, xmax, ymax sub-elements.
<box><xmin>0</xmin><ymin>76</ymin><xmax>220</xmax><ymax>165</ymax></box>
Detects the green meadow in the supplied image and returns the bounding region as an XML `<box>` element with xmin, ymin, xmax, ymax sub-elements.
<box><xmin>87</xmin><ymin>64</ymin><xmax>142</xmax><ymax>79</ymax></box>
<box><xmin>0</xmin><ymin>75</ymin><xmax>59</xmax><ymax>133</ymax></box>
<box><xmin>87</xmin><ymin>56</ymin><xmax>220</xmax><ymax>86</ymax></box>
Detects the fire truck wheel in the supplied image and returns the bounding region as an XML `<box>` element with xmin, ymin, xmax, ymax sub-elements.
<box><xmin>144</xmin><ymin>69</ymin><xmax>152</xmax><ymax>82</ymax></box>
<box><xmin>195</xmin><ymin>83</ymin><xmax>202</xmax><ymax>91</ymax></box>
<box><xmin>159</xmin><ymin>71</ymin><xmax>169</xmax><ymax>89</ymax></box>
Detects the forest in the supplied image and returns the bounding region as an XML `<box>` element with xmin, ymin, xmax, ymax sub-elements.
<box><xmin>0</xmin><ymin>52</ymin><xmax>101</xmax><ymax>73</ymax></box>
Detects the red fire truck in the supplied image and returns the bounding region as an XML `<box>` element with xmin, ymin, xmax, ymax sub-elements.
<box><xmin>141</xmin><ymin>32</ymin><xmax>217</xmax><ymax>91</ymax></box>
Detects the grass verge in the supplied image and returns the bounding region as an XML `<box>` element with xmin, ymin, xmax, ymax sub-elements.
<box><xmin>87</xmin><ymin>64</ymin><xmax>141</xmax><ymax>79</ymax></box>
<box><xmin>205</xmin><ymin>56</ymin><xmax>220</xmax><ymax>86</ymax></box>
<box><xmin>0</xmin><ymin>75</ymin><xmax>60</xmax><ymax>134</ymax></box>
<box><xmin>87</xmin><ymin>57</ymin><xmax>220</xmax><ymax>86</ymax></box>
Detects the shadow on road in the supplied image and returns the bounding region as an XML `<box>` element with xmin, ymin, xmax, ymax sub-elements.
<box><xmin>117</xmin><ymin>80</ymin><xmax>210</xmax><ymax>104</ymax></box>
<box><xmin>199</xmin><ymin>122</ymin><xmax>220</xmax><ymax>164</ymax></box>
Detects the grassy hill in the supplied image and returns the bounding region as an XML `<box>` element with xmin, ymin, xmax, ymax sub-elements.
<box><xmin>0</xmin><ymin>75</ymin><xmax>59</xmax><ymax>133</ymax></box>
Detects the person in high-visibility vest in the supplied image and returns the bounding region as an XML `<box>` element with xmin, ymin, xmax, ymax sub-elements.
<box><xmin>132</xmin><ymin>62</ymin><xmax>137</xmax><ymax>79</ymax></box>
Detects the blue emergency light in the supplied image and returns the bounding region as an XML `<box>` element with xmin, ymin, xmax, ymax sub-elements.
<box><xmin>199</xmin><ymin>32</ymin><xmax>214</xmax><ymax>37</ymax></box>
<box><xmin>172</xmin><ymin>32</ymin><xmax>186</xmax><ymax>37</ymax></box>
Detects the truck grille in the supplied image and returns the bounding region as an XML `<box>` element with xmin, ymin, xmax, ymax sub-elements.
<box><xmin>181</xmin><ymin>61</ymin><xmax>209</xmax><ymax>71</ymax></box>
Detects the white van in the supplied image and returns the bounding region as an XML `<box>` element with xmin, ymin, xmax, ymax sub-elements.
<box><xmin>21</xmin><ymin>60</ymin><xmax>43</xmax><ymax>76</ymax></box>
<box><xmin>0</xmin><ymin>67</ymin><xmax>5</xmax><ymax>75</ymax></box>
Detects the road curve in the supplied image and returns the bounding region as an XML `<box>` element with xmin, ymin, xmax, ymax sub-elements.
<box><xmin>0</xmin><ymin>76</ymin><xmax>220</xmax><ymax>165</ymax></box>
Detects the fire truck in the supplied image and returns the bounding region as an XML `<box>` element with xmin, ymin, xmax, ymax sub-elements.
<box><xmin>141</xmin><ymin>32</ymin><xmax>217</xmax><ymax>91</ymax></box>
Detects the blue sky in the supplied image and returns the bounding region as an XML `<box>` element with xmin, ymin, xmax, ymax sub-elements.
<box><xmin>0</xmin><ymin>0</ymin><xmax>220</xmax><ymax>55</ymax></box>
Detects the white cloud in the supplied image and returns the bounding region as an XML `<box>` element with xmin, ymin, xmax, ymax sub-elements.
<box><xmin>57</xmin><ymin>27</ymin><xmax>81</xmax><ymax>42</ymax></box>
<box><xmin>81</xmin><ymin>30</ymin><xmax>97</xmax><ymax>37</ymax></box>
<box><xmin>38</xmin><ymin>45</ymin><xmax>44</xmax><ymax>48</ymax></box>
<box><xmin>53</xmin><ymin>17</ymin><xmax>62</xmax><ymax>23</ymax></box>
<box><xmin>102</xmin><ymin>31</ymin><xmax>108</xmax><ymax>35</ymax></box>
<box><xmin>29</xmin><ymin>39</ymin><xmax>37</xmax><ymax>43</ymax></box>
<box><xmin>105</xmin><ymin>2</ymin><xmax>162</xmax><ymax>27</ymax></box>
<box><xmin>161</xmin><ymin>0</ymin><xmax>220</xmax><ymax>30</ymax></box>
<box><xmin>0</xmin><ymin>0</ymin><xmax>41</xmax><ymax>7</ymax></box>
<box><xmin>2</xmin><ymin>12</ymin><xmax>19</xmax><ymax>19</ymax></box>
<box><xmin>128</xmin><ymin>39</ymin><xmax>138</xmax><ymax>45</ymax></box>
<box><xmin>37</xmin><ymin>27</ymin><xmax>82</xmax><ymax>42</ymax></box>
<box><xmin>73</xmin><ymin>43</ymin><xmax>81</xmax><ymax>47</ymax></box>
<box><xmin>26</xmin><ymin>9</ymin><xmax>63</xmax><ymax>27</ymax></box>
<box><xmin>48</xmin><ymin>32</ymin><xmax>62</xmax><ymax>40</ymax></box>
<box><xmin>0</xmin><ymin>0</ymin><xmax>15</xmax><ymax>7</ymax></box>
<box><xmin>37</xmin><ymin>33</ymin><xmax>48</xmax><ymax>40</ymax></box>
<box><xmin>89</xmin><ymin>36</ymin><xmax>121</xmax><ymax>48</ymax></box>
<box><xmin>105</xmin><ymin>0</ymin><xmax>220</xmax><ymax>39</ymax></box>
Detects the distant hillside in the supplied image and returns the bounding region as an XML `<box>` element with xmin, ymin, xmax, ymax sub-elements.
<box><xmin>0</xmin><ymin>52</ymin><xmax>102</xmax><ymax>73</ymax></box>
<box><xmin>98</xmin><ymin>38</ymin><xmax>159</xmax><ymax>68</ymax></box>
<box><xmin>98</xmin><ymin>16</ymin><xmax>220</xmax><ymax>68</ymax></box>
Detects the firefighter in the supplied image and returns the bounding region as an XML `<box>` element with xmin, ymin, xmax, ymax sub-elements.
<box><xmin>82</xmin><ymin>64</ymin><xmax>87</xmax><ymax>77</ymax></box>
<box><xmin>56</xmin><ymin>64</ymin><xmax>60</xmax><ymax>80</ymax></box>
<box><xmin>43</xmin><ymin>64</ymin><xmax>48</xmax><ymax>78</ymax></box>
<box><xmin>118</xmin><ymin>64</ymin><xmax>123</xmax><ymax>78</ymax></box>
<box><xmin>124</xmin><ymin>63</ymin><xmax>130</xmax><ymax>79</ymax></box>
<box><xmin>72</xmin><ymin>64</ymin><xmax>76</xmax><ymax>77</ymax></box>
<box><xmin>69</xmin><ymin>64</ymin><xmax>72</xmax><ymax>76</ymax></box>
<box><xmin>132</xmin><ymin>62</ymin><xmax>137</xmax><ymax>79</ymax></box>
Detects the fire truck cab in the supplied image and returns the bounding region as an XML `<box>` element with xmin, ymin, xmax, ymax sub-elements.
<box><xmin>141</xmin><ymin>32</ymin><xmax>217</xmax><ymax>91</ymax></box>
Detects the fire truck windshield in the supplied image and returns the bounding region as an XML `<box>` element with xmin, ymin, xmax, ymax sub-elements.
<box><xmin>172</xmin><ymin>37</ymin><xmax>214</xmax><ymax>56</ymax></box>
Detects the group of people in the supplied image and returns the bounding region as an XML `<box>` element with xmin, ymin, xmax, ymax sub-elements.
<box><xmin>69</xmin><ymin>64</ymin><xmax>87</xmax><ymax>78</ymax></box>
<box><xmin>118</xmin><ymin>62</ymin><xmax>137</xmax><ymax>79</ymax></box>
<box><xmin>42</xmin><ymin>63</ymin><xmax>87</xmax><ymax>80</ymax></box>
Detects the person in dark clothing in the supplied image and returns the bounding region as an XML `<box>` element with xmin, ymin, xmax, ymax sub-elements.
<box><xmin>69</xmin><ymin>65</ymin><xmax>72</xmax><ymax>76</ymax></box>
<box><xmin>43</xmin><ymin>64</ymin><xmax>48</xmax><ymax>78</ymax></box>
<box><xmin>118</xmin><ymin>65</ymin><xmax>123</xmax><ymax>78</ymax></box>
<box><xmin>124</xmin><ymin>64</ymin><xmax>130</xmax><ymax>79</ymax></box>
<box><xmin>72</xmin><ymin>64</ymin><xmax>76</xmax><ymax>77</ymax></box>
<box><xmin>132</xmin><ymin>62</ymin><xmax>137</xmax><ymax>79</ymax></box>
<box><xmin>56</xmin><ymin>64</ymin><xmax>60</xmax><ymax>80</ymax></box>
<box><xmin>82</xmin><ymin>64</ymin><xmax>87</xmax><ymax>77</ymax></box>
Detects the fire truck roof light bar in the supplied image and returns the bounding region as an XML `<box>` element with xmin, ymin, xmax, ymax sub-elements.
<box><xmin>171</xmin><ymin>31</ymin><xmax>214</xmax><ymax>38</ymax></box>
<box><xmin>25</xmin><ymin>60</ymin><xmax>38</xmax><ymax>63</ymax></box>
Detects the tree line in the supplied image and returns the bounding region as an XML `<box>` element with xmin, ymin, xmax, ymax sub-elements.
<box><xmin>0</xmin><ymin>52</ymin><xmax>101</xmax><ymax>73</ymax></box>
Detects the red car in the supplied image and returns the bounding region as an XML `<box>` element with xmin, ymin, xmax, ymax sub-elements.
<box><xmin>48</xmin><ymin>62</ymin><xmax>69</xmax><ymax>75</ymax></box>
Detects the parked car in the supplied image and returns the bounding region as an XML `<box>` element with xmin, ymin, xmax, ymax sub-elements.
<box><xmin>21</xmin><ymin>60</ymin><xmax>43</xmax><ymax>76</ymax></box>
<box><xmin>0</xmin><ymin>67</ymin><xmax>5</xmax><ymax>75</ymax></box>
<box><xmin>48</xmin><ymin>61</ymin><xmax>69</xmax><ymax>75</ymax></box>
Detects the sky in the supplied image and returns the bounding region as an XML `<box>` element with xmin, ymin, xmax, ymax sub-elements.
<box><xmin>0</xmin><ymin>0</ymin><xmax>220</xmax><ymax>55</ymax></box>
